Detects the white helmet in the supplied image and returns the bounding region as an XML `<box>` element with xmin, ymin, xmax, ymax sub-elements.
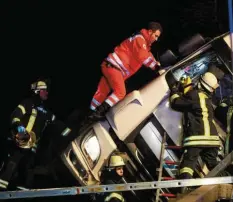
<box><xmin>200</xmin><ymin>72</ymin><xmax>219</xmax><ymax>93</ymax></box>
<box><xmin>108</xmin><ymin>155</ymin><xmax>125</xmax><ymax>168</ymax></box>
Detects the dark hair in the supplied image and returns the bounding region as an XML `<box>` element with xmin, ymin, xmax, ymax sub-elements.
<box><xmin>148</xmin><ymin>22</ymin><xmax>163</xmax><ymax>33</ymax></box>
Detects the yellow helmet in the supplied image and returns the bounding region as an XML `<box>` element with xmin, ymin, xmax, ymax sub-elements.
<box><xmin>200</xmin><ymin>72</ymin><xmax>219</xmax><ymax>93</ymax></box>
<box><xmin>180</xmin><ymin>76</ymin><xmax>193</xmax><ymax>94</ymax></box>
<box><xmin>31</xmin><ymin>80</ymin><xmax>47</xmax><ymax>94</ymax></box>
<box><xmin>108</xmin><ymin>155</ymin><xmax>125</xmax><ymax>168</ymax></box>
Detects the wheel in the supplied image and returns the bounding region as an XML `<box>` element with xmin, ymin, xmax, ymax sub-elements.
<box><xmin>159</xmin><ymin>49</ymin><xmax>177</xmax><ymax>67</ymax></box>
<box><xmin>178</xmin><ymin>34</ymin><xmax>205</xmax><ymax>57</ymax></box>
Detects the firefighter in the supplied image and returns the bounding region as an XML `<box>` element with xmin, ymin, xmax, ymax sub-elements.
<box><xmin>88</xmin><ymin>22</ymin><xmax>164</xmax><ymax>121</ymax></box>
<box><xmin>169</xmin><ymin>72</ymin><xmax>224</xmax><ymax>180</ymax></box>
<box><xmin>0</xmin><ymin>78</ymin><xmax>56</xmax><ymax>190</ymax></box>
<box><xmin>96</xmin><ymin>155</ymin><xmax>126</xmax><ymax>202</ymax></box>
<box><xmin>215</xmin><ymin>96</ymin><xmax>233</xmax><ymax>155</ymax></box>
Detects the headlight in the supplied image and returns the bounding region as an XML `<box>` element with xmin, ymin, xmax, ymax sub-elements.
<box><xmin>81</xmin><ymin>130</ymin><xmax>101</xmax><ymax>169</ymax></box>
<box><xmin>69</xmin><ymin>150</ymin><xmax>87</xmax><ymax>178</ymax></box>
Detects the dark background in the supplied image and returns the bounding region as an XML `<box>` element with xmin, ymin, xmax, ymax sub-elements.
<box><xmin>1</xmin><ymin>0</ymin><xmax>230</xmax><ymax>131</ymax></box>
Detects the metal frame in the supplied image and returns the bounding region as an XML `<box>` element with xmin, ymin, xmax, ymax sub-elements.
<box><xmin>0</xmin><ymin>176</ymin><xmax>232</xmax><ymax>200</ymax></box>
<box><xmin>205</xmin><ymin>150</ymin><xmax>233</xmax><ymax>177</ymax></box>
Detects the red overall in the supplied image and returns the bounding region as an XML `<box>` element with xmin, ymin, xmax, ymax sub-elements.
<box><xmin>90</xmin><ymin>29</ymin><xmax>159</xmax><ymax>110</ymax></box>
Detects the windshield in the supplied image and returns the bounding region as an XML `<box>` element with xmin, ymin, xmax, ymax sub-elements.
<box><xmin>81</xmin><ymin>130</ymin><xmax>101</xmax><ymax>169</ymax></box>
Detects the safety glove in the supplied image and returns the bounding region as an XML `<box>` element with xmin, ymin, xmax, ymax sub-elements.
<box><xmin>16</xmin><ymin>126</ymin><xmax>30</xmax><ymax>141</ymax></box>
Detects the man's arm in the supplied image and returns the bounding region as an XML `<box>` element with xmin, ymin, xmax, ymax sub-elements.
<box><xmin>10</xmin><ymin>99</ymin><xmax>31</xmax><ymax>133</ymax></box>
<box><xmin>169</xmin><ymin>86</ymin><xmax>193</xmax><ymax>112</ymax></box>
<box><xmin>132</xmin><ymin>37</ymin><xmax>159</xmax><ymax>70</ymax></box>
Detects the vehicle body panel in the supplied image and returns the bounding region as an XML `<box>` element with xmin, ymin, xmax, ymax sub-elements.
<box><xmin>61</xmin><ymin>122</ymin><xmax>117</xmax><ymax>185</ymax></box>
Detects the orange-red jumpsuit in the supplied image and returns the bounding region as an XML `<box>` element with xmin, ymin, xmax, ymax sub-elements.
<box><xmin>90</xmin><ymin>29</ymin><xmax>159</xmax><ymax>110</ymax></box>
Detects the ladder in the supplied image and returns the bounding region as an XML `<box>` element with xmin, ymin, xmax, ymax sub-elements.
<box><xmin>155</xmin><ymin>131</ymin><xmax>233</xmax><ymax>202</ymax></box>
<box><xmin>155</xmin><ymin>132</ymin><xmax>182</xmax><ymax>202</ymax></box>
<box><xmin>0</xmin><ymin>176</ymin><xmax>232</xmax><ymax>200</ymax></box>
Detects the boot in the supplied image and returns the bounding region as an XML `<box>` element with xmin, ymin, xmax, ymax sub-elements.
<box><xmin>178</xmin><ymin>173</ymin><xmax>193</xmax><ymax>194</ymax></box>
<box><xmin>78</xmin><ymin>102</ymin><xmax>111</xmax><ymax>132</ymax></box>
<box><xmin>88</xmin><ymin>102</ymin><xmax>111</xmax><ymax>121</ymax></box>
<box><xmin>180</xmin><ymin>186</ymin><xmax>189</xmax><ymax>194</ymax></box>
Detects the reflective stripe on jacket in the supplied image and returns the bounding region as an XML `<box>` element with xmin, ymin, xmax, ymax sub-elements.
<box><xmin>170</xmin><ymin>89</ymin><xmax>220</xmax><ymax>147</ymax></box>
<box><xmin>106</xmin><ymin>29</ymin><xmax>158</xmax><ymax>78</ymax></box>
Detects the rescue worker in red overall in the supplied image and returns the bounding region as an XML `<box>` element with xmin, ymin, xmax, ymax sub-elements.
<box><xmin>89</xmin><ymin>22</ymin><xmax>163</xmax><ymax>121</ymax></box>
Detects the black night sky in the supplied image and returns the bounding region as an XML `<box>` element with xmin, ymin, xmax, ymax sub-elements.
<box><xmin>1</xmin><ymin>0</ymin><xmax>230</xmax><ymax>134</ymax></box>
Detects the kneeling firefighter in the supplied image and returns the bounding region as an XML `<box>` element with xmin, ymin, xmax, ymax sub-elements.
<box><xmin>0</xmin><ymin>79</ymin><xmax>56</xmax><ymax>190</ymax></box>
<box><xmin>169</xmin><ymin>72</ymin><xmax>229</xmax><ymax>181</ymax></box>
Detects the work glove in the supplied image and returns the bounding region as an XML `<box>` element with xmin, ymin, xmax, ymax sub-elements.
<box><xmin>89</xmin><ymin>194</ymin><xmax>97</xmax><ymax>201</ymax></box>
<box><xmin>171</xmin><ymin>82</ymin><xmax>181</xmax><ymax>94</ymax></box>
<box><xmin>17</xmin><ymin>126</ymin><xmax>26</xmax><ymax>134</ymax></box>
<box><xmin>16</xmin><ymin>126</ymin><xmax>30</xmax><ymax>141</ymax></box>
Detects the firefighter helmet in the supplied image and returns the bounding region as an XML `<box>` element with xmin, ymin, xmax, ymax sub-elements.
<box><xmin>180</xmin><ymin>76</ymin><xmax>193</xmax><ymax>94</ymax></box>
<box><xmin>200</xmin><ymin>72</ymin><xmax>219</xmax><ymax>93</ymax></box>
<box><xmin>108</xmin><ymin>155</ymin><xmax>125</xmax><ymax>168</ymax></box>
<box><xmin>31</xmin><ymin>80</ymin><xmax>47</xmax><ymax>94</ymax></box>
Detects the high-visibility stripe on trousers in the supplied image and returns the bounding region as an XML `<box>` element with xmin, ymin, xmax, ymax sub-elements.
<box><xmin>179</xmin><ymin>147</ymin><xmax>219</xmax><ymax>179</ymax></box>
<box><xmin>90</xmin><ymin>62</ymin><xmax>126</xmax><ymax>110</ymax></box>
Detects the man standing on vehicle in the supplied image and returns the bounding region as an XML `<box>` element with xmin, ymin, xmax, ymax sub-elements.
<box><xmin>96</xmin><ymin>155</ymin><xmax>126</xmax><ymax>202</ymax></box>
<box><xmin>0</xmin><ymin>78</ymin><xmax>56</xmax><ymax>190</ymax></box>
<box><xmin>88</xmin><ymin>22</ymin><xmax>164</xmax><ymax>121</ymax></box>
<box><xmin>169</xmin><ymin>72</ymin><xmax>226</xmax><ymax>180</ymax></box>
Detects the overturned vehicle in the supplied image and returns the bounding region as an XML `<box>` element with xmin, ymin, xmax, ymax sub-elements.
<box><xmin>45</xmin><ymin>32</ymin><xmax>233</xmax><ymax>201</ymax></box>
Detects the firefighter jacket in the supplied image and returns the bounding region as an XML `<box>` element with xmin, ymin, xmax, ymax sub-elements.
<box><xmin>106</xmin><ymin>29</ymin><xmax>158</xmax><ymax>78</ymax></box>
<box><xmin>215</xmin><ymin>103</ymin><xmax>233</xmax><ymax>136</ymax></box>
<box><xmin>214</xmin><ymin>103</ymin><xmax>233</xmax><ymax>154</ymax></box>
<box><xmin>10</xmin><ymin>96</ymin><xmax>55</xmax><ymax>149</ymax></box>
<box><xmin>170</xmin><ymin>87</ymin><xmax>220</xmax><ymax>147</ymax></box>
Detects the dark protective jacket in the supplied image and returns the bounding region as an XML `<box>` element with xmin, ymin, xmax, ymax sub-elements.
<box><xmin>10</xmin><ymin>95</ymin><xmax>55</xmax><ymax>149</ymax></box>
<box><xmin>170</xmin><ymin>87</ymin><xmax>220</xmax><ymax>147</ymax></box>
<box><xmin>215</xmin><ymin>103</ymin><xmax>233</xmax><ymax>152</ymax></box>
<box><xmin>96</xmin><ymin>169</ymin><xmax>125</xmax><ymax>202</ymax></box>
